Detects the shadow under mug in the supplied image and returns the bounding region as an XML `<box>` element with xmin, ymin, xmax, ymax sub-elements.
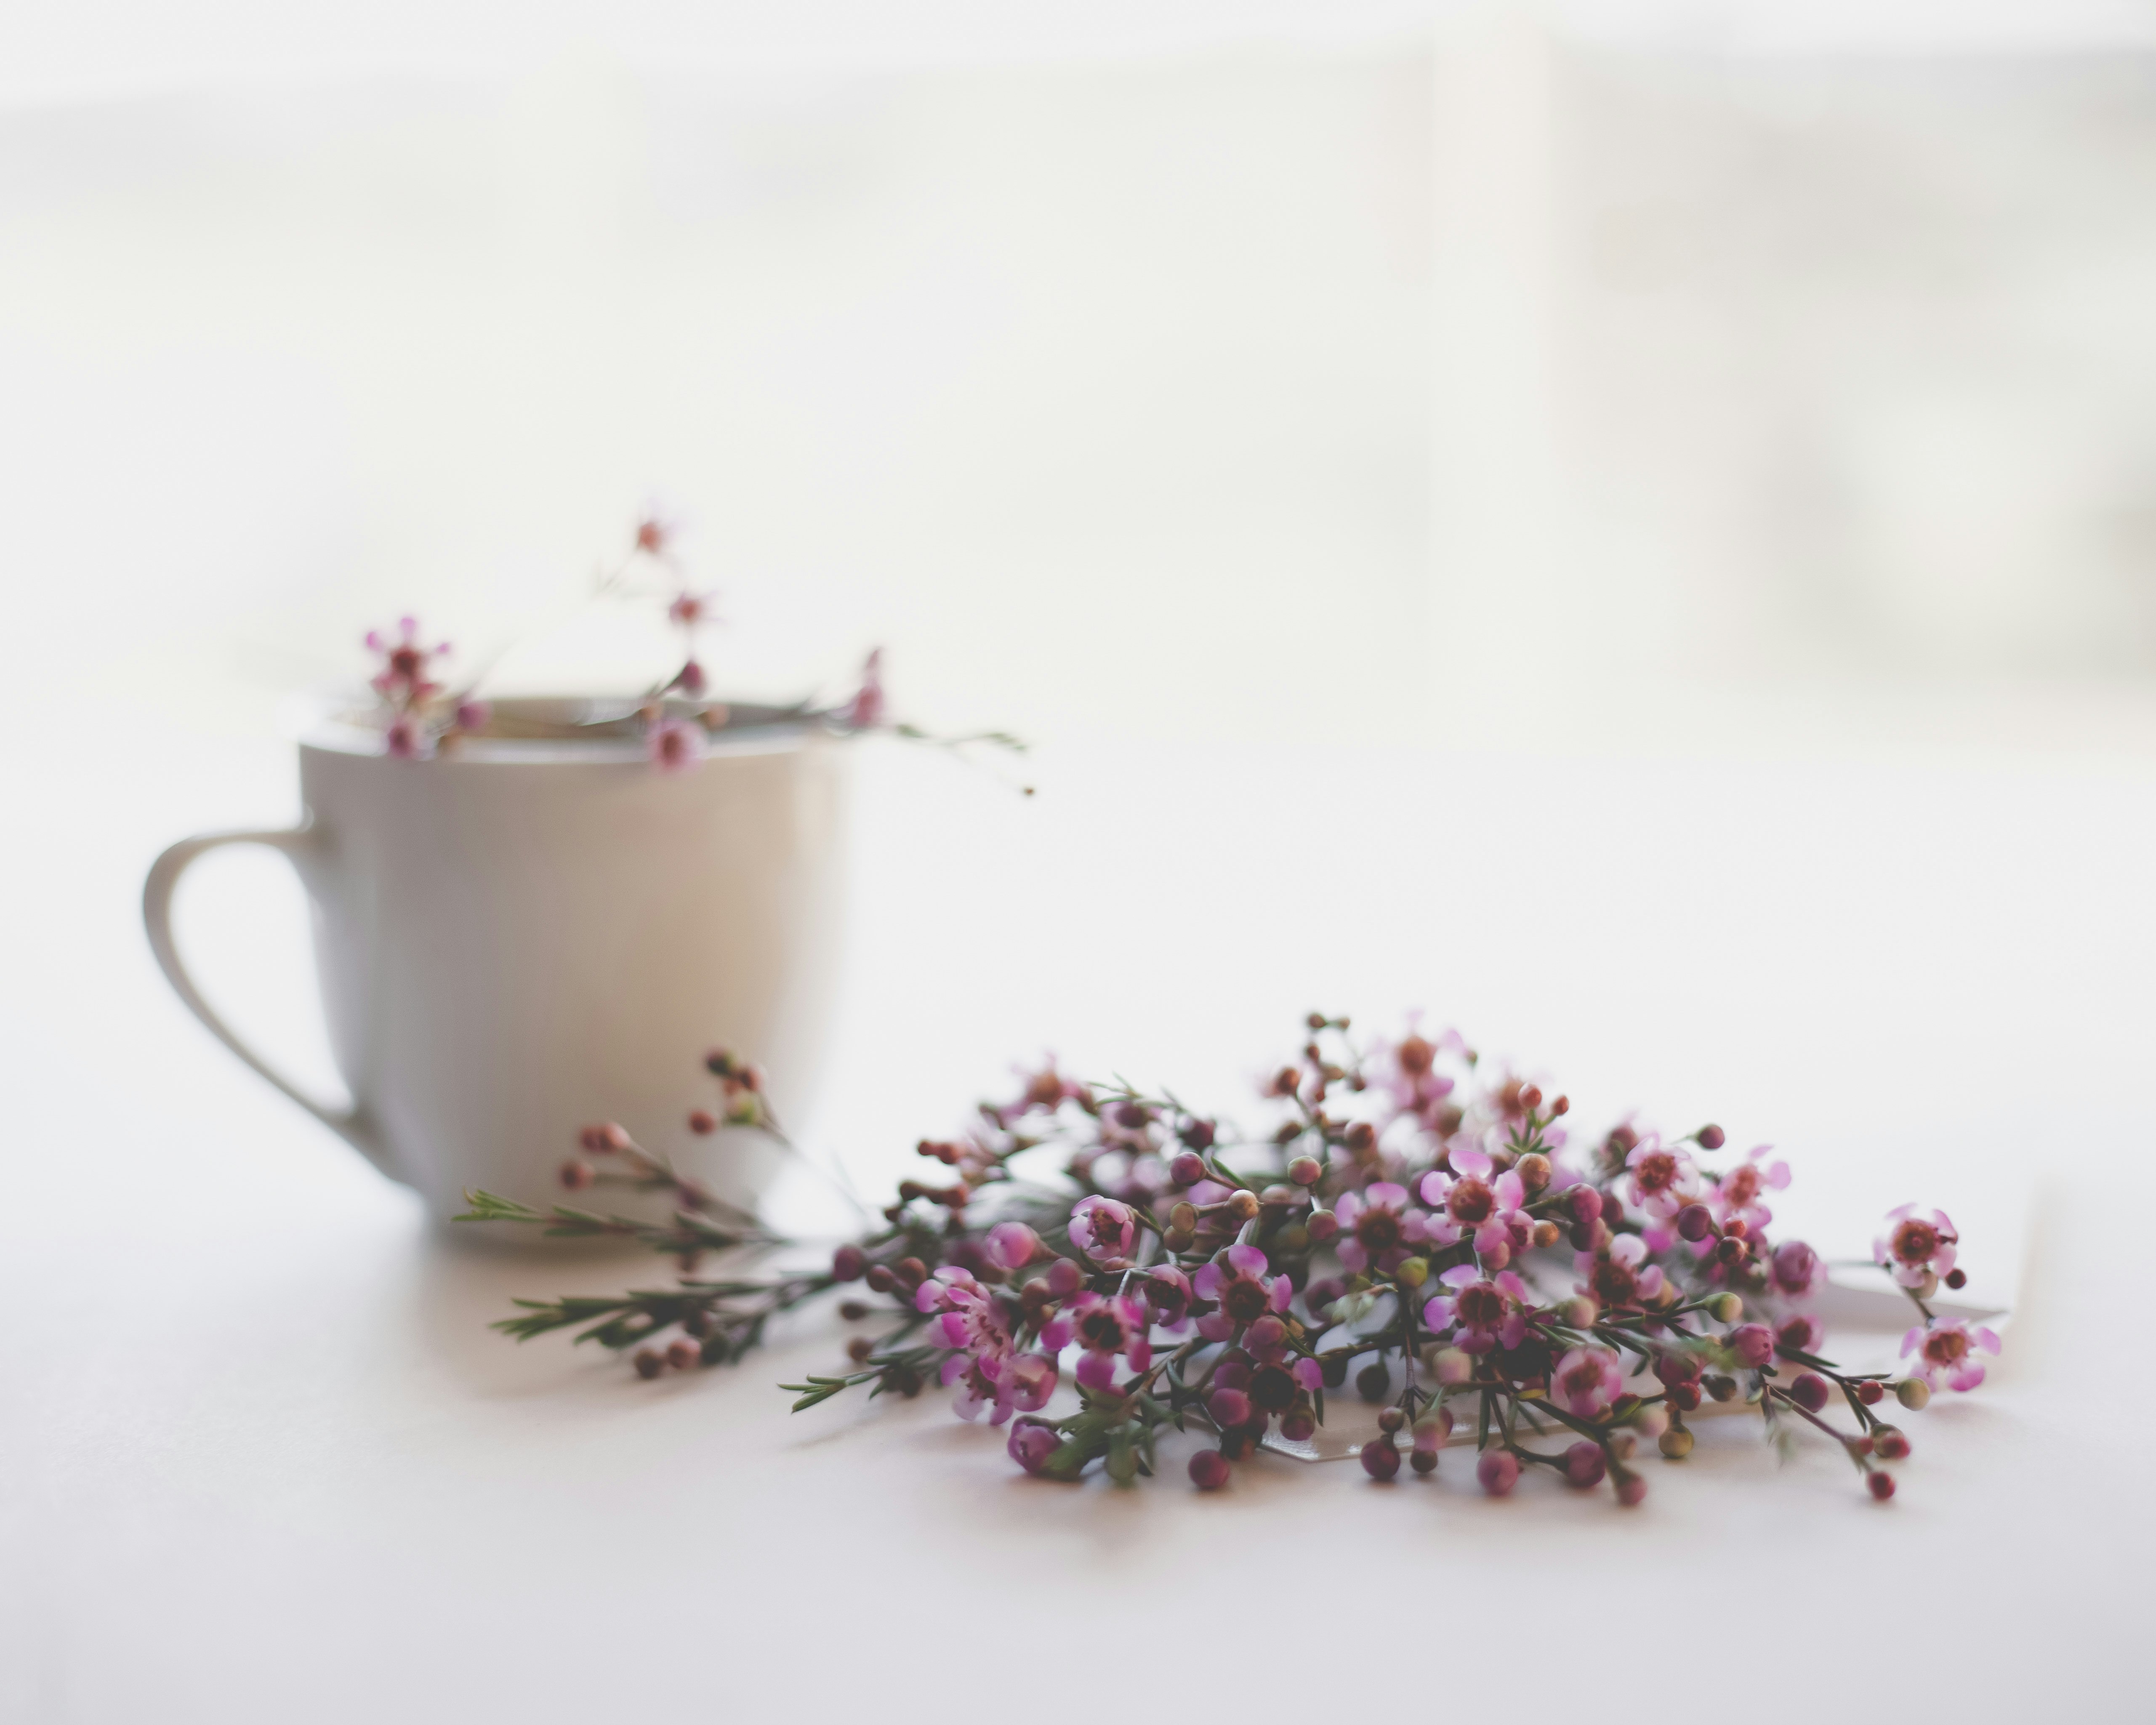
<box><xmin>144</xmin><ymin>700</ymin><xmax>849</xmax><ymax>1235</ymax></box>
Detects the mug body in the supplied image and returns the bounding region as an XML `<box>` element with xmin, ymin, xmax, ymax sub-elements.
<box><xmin>294</xmin><ymin>711</ymin><xmax>848</xmax><ymax>1225</ymax></box>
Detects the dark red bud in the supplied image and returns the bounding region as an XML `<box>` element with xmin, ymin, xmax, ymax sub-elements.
<box><xmin>1677</xmin><ymin>1203</ymin><xmax>1715</xmax><ymax>1242</ymax></box>
<box><xmin>832</xmin><ymin>1245</ymin><xmax>867</xmax><ymax>1282</ymax></box>
<box><xmin>1697</xmin><ymin>1124</ymin><xmax>1726</xmax><ymax>1150</ymax></box>
<box><xmin>1360</xmin><ymin>1439</ymin><xmax>1401</xmax><ymax>1481</ymax></box>
<box><xmin>1188</xmin><ymin>1449</ymin><xmax>1231</xmax><ymax>1490</ymax></box>
<box><xmin>687</xmin><ymin>1109</ymin><xmax>717</xmax><ymax>1134</ymax></box>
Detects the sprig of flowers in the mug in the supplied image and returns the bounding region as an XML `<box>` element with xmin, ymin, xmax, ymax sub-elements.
<box><xmin>364</xmin><ymin>617</ymin><xmax>491</xmax><ymax>760</ymax></box>
<box><xmin>365</xmin><ymin>511</ymin><xmax>1027</xmax><ymax>776</ymax></box>
<box><xmin>466</xmin><ymin>1014</ymin><xmax>1994</xmax><ymax>1507</ymax></box>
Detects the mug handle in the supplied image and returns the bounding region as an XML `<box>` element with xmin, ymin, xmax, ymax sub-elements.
<box><xmin>143</xmin><ymin>825</ymin><xmax>389</xmax><ymax>1173</ymax></box>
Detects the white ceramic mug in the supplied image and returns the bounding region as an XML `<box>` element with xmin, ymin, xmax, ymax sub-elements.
<box><xmin>144</xmin><ymin>700</ymin><xmax>849</xmax><ymax>1232</ymax></box>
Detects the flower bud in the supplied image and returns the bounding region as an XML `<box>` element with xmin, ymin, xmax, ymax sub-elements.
<box><xmin>687</xmin><ymin>1109</ymin><xmax>717</xmax><ymax>1135</ymax></box>
<box><xmin>1711</xmin><ymin>1292</ymin><xmax>1745</xmax><ymax>1324</ymax></box>
<box><xmin>1677</xmin><ymin>1203</ymin><xmax>1715</xmax><ymax>1242</ymax></box>
<box><xmin>1397</xmin><ymin>1257</ymin><xmax>1430</xmax><ymax>1289</ymax></box>
<box><xmin>1360</xmin><ymin>1438</ymin><xmax>1401</xmax><ymax>1481</ymax></box>
<box><xmin>1562</xmin><ymin>1297</ymin><xmax>1597</xmax><ymax>1328</ymax></box>
<box><xmin>1207</xmin><ymin>1387</ymin><xmax>1253</xmax><ymax>1429</ymax></box>
<box><xmin>1475</xmin><ymin>1450</ymin><xmax>1519</xmax><ymax>1496</ymax></box>
<box><xmin>1356</xmin><ymin>1362</ymin><xmax>1392</xmax><ymax>1403</ymax></box>
<box><xmin>1659</xmin><ymin>1425</ymin><xmax>1694</xmax><ymax>1459</ymax></box>
<box><xmin>1634</xmin><ymin>1405</ymin><xmax>1670</xmax><ymax>1438</ymax></box>
<box><xmin>1788</xmin><ymin>1372</ymin><xmax>1831</xmax><ymax>1413</ymax></box>
<box><xmin>831</xmin><ymin>1244</ymin><xmax>867</xmax><ymax>1282</ymax></box>
<box><xmin>1614</xmin><ymin>1469</ymin><xmax>1648</xmax><ymax>1507</ymax></box>
<box><xmin>1188</xmin><ymin>1449</ymin><xmax>1231</xmax><ymax>1490</ymax></box>
<box><xmin>1531</xmin><ymin>1220</ymin><xmax>1562</xmax><ymax>1248</ymax></box>
<box><xmin>1516</xmin><ymin>1153</ymin><xmax>1552</xmax><ymax>1194</ymax></box>
<box><xmin>1279</xmin><ymin>1409</ymin><xmax>1318</xmax><ymax>1443</ymax></box>
<box><xmin>1410</xmin><ymin>1448</ymin><xmax>1439</xmax><ymax>1475</ymax></box>
<box><xmin>1704</xmin><ymin>1374</ymin><xmax>1738</xmax><ymax>1402</ymax></box>
<box><xmin>1412</xmin><ymin>1412</ymin><xmax>1451</xmax><ymax>1451</ymax></box>
<box><xmin>633</xmin><ymin>1348</ymin><xmax>664</xmax><ymax>1379</ymax></box>
<box><xmin>1727</xmin><ymin>1323</ymin><xmax>1773</xmax><ymax>1367</ymax></box>
<box><xmin>1306</xmin><ymin>1210</ymin><xmax>1340</xmax><ymax>1243</ymax></box>
<box><xmin>1564</xmin><ymin>1440</ymin><xmax>1606</xmax><ymax>1488</ymax></box>
<box><xmin>1866</xmin><ymin>1469</ymin><xmax>1896</xmax><ymax>1501</ymax></box>
<box><xmin>559</xmin><ymin>1158</ymin><xmax>594</xmax><ymax>1190</ymax></box>
<box><xmin>865</xmin><ymin>1264</ymin><xmax>896</xmax><ymax>1293</ymax></box>
<box><xmin>1608</xmin><ymin>1430</ymin><xmax>1638</xmax><ymax>1461</ymax></box>
<box><xmin>1857</xmin><ymin>1379</ymin><xmax>1885</xmax><ymax>1405</ymax></box>
<box><xmin>1169</xmin><ymin>1152</ymin><xmax>1206</xmax><ymax>1187</ymax></box>
<box><xmin>1433</xmin><ymin>1348</ymin><xmax>1474</xmax><ymax>1386</ymax></box>
<box><xmin>1895</xmin><ymin>1377</ymin><xmax>1931</xmax><ymax>1411</ymax></box>
<box><xmin>1345</xmin><ymin>1121</ymin><xmax>1376</xmax><ymax>1152</ymax></box>
<box><xmin>1288</xmin><ymin>1155</ymin><xmax>1323</xmax><ymax>1186</ymax></box>
<box><xmin>1181</xmin><ymin>1118</ymin><xmax>1216</xmax><ymax>1150</ymax></box>
<box><xmin>1696</xmin><ymin>1124</ymin><xmax>1725</xmax><ymax>1150</ymax></box>
<box><xmin>1714</xmin><ymin>1235</ymin><xmax>1750</xmax><ymax>1266</ymax></box>
<box><xmin>664</xmin><ymin>1338</ymin><xmax>701</xmax><ymax>1371</ymax></box>
<box><xmin>1227</xmin><ymin>1189</ymin><xmax>1261</xmax><ymax>1222</ymax></box>
<box><xmin>1871</xmin><ymin>1424</ymin><xmax>1911</xmax><ymax>1461</ymax></box>
<box><xmin>1568</xmin><ymin>1186</ymin><xmax>1604</xmax><ymax>1225</ymax></box>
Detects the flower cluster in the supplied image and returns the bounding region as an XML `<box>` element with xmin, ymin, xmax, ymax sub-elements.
<box><xmin>471</xmin><ymin>1012</ymin><xmax>1991</xmax><ymax>1507</ymax></box>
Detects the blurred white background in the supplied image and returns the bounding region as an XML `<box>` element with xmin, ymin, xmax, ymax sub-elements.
<box><xmin>8</xmin><ymin>7</ymin><xmax>2156</xmax><ymax>1720</ymax></box>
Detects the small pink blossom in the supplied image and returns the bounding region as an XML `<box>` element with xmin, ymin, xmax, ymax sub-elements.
<box><xmin>1900</xmin><ymin>1319</ymin><xmax>1999</xmax><ymax>1392</ymax></box>
<box><xmin>1421</xmin><ymin>1263</ymin><xmax>1530</xmax><ymax>1353</ymax></box>
<box><xmin>1192</xmin><ymin>1243</ymin><xmax>1291</xmax><ymax>1341</ymax></box>
<box><xmin>1576</xmin><ymin>1232</ymin><xmax>1665</xmax><ymax>1311</ymax></box>
<box><xmin>1875</xmin><ymin>1205</ymin><xmax>1958</xmax><ymax>1289</ymax></box>
<box><xmin>1418</xmin><ymin>1145</ymin><xmax>1531</xmax><ymax>1264</ymax></box>
<box><xmin>1064</xmin><ymin>1290</ymin><xmax>1151</xmax><ymax>1389</ymax></box>
<box><xmin>1068</xmin><ymin>1195</ymin><xmax>1138</xmax><ymax>1264</ymax></box>
<box><xmin>1623</xmin><ymin>1135</ymin><xmax>1697</xmax><ymax>1220</ymax></box>
<box><xmin>452</xmin><ymin>700</ymin><xmax>490</xmax><ymax>733</ymax></box>
<box><xmin>1368</xmin><ymin>1019</ymin><xmax>1464</xmax><ymax>1132</ymax></box>
<box><xmin>1552</xmin><ymin>1346</ymin><xmax>1625</xmax><ymax>1418</ymax></box>
<box><xmin>383</xmin><ymin>716</ymin><xmax>428</xmax><ymax>760</ymax></box>
<box><xmin>365</xmin><ymin>616</ymin><xmax>448</xmax><ymax>701</ymax></box>
<box><xmin>1334</xmin><ymin>1182</ymin><xmax>1422</xmax><ymax>1275</ymax></box>
<box><xmin>646</xmin><ymin>716</ymin><xmax>704</xmax><ymax>772</ymax></box>
<box><xmin>1708</xmin><ymin>1145</ymin><xmax>1789</xmax><ymax>1231</ymax></box>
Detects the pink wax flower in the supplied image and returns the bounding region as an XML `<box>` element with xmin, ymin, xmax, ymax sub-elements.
<box><xmin>1876</xmin><ymin>1205</ymin><xmax>1959</xmax><ymax>1289</ymax></box>
<box><xmin>1068</xmin><ymin>1195</ymin><xmax>1138</xmax><ymax>1264</ymax></box>
<box><xmin>1368</xmin><ymin>1019</ymin><xmax>1465</xmax><ymax>1132</ymax></box>
<box><xmin>365</xmin><ymin>615</ymin><xmax>448</xmax><ymax>702</ymax></box>
<box><xmin>1576</xmin><ymin>1232</ymin><xmax>1665</xmax><ymax>1312</ymax></box>
<box><xmin>1623</xmin><ymin>1134</ymin><xmax>1697</xmax><ymax>1220</ymax></box>
<box><xmin>452</xmin><ymin>699</ymin><xmax>490</xmax><ymax>733</ymax></box>
<box><xmin>383</xmin><ymin>716</ymin><xmax>429</xmax><ymax>760</ymax></box>
<box><xmin>1422</xmin><ymin>1264</ymin><xmax>1530</xmax><ymax>1354</ymax></box>
<box><xmin>1900</xmin><ymin>1319</ymin><xmax>1999</xmax><ymax>1392</ymax></box>
<box><xmin>942</xmin><ymin>1349</ymin><xmax>1057</xmax><ymax>1425</ymax></box>
<box><xmin>1065</xmin><ymin>1291</ymin><xmax>1152</xmax><ymax>1389</ymax></box>
<box><xmin>646</xmin><ymin>716</ymin><xmax>704</xmax><ymax>772</ymax></box>
<box><xmin>1552</xmin><ymin>1346</ymin><xmax>1626</xmax><ymax>1418</ymax></box>
<box><xmin>667</xmin><ymin>591</ymin><xmax>715</xmax><ymax>629</ymax></box>
<box><xmin>1418</xmin><ymin>1145</ymin><xmax>1530</xmax><ymax>1262</ymax></box>
<box><xmin>633</xmin><ymin>508</ymin><xmax>679</xmax><ymax>561</ymax></box>
<box><xmin>1709</xmin><ymin>1145</ymin><xmax>1789</xmax><ymax>1232</ymax></box>
<box><xmin>1142</xmin><ymin>1265</ymin><xmax>1194</xmax><ymax>1328</ymax></box>
<box><xmin>843</xmin><ymin>648</ymin><xmax>886</xmax><ymax>731</ymax></box>
<box><xmin>1009</xmin><ymin>1059</ymin><xmax>1087</xmax><ymax>1118</ymax></box>
<box><xmin>1192</xmin><ymin>1243</ymin><xmax>1291</xmax><ymax>1341</ymax></box>
<box><xmin>1334</xmin><ymin>1182</ymin><xmax>1422</xmax><ymax>1274</ymax></box>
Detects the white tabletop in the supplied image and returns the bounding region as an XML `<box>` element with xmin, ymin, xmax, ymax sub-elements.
<box><xmin>5</xmin><ymin>713</ymin><xmax>2151</xmax><ymax>1724</ymax></box>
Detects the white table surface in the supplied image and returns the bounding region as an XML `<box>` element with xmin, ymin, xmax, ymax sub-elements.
<box><xmin>5</xmin><ymin>709</ymin><xmax>2153</xmax><ymax>1723</ymax></box>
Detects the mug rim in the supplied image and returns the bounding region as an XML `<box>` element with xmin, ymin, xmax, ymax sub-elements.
<box><xmin>288</xmin><ymin>689</ymin><xmax>826</xmax><ymax>766</ymax></box>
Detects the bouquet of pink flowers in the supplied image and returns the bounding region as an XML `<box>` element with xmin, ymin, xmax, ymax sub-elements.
<box><xmin>466</xmin><ymin>1014</ymin><xmax>1994</xmax><ymax>1507</ymax></box>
